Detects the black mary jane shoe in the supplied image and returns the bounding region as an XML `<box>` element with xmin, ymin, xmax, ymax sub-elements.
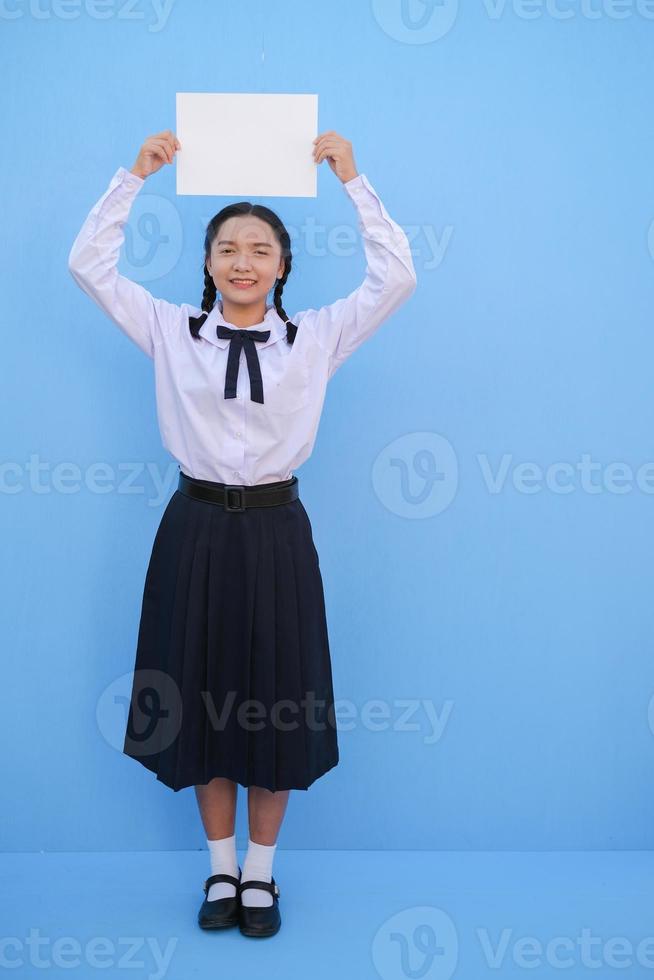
<box><xmin>237</xmin><ymin>877</ymin><xmax>281</xmax><ymax>938</ymax></box>
<box><xmin>197</xmin><ymin>867</ymin><xmax>241</xmax><ymax>930</ymax></box>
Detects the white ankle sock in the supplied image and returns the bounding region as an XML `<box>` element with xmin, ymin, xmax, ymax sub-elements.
<box><xmin>240</xmin><ymin>838</ymin><xmax>277</xmax><ymax>908</ymax></box>
<box><xmin>206</xmin><ymin>834</ymin><xmax>239</xmax><ymax>901</ymax></box>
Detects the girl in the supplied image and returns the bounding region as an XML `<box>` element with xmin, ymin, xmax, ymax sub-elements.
<box><xmin>68</xmin><ymin>128</ymin><xmax>417</xmax><ymax>938</ymax></box>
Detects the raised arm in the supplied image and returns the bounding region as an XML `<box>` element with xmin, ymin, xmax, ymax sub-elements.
<box><xmin>296</xmin><ymin>132</ymin><xmax>417</xmax><ymax>378</ymax></box>
<box><xmin>67</xmin><ymin>131</ymin><xmax>185</xmax><ymax>358</ymax></box>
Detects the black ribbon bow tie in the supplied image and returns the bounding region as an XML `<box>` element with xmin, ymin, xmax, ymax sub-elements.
<box><xmin>216</xmin><ymin>324</ymin><xmax>271</xmax><ymax>403</ymax></box>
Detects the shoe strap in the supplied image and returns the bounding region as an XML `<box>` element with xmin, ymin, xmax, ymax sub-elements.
<box><xmin>204</xmin><ymin>866</ymin><xmax>242</xmax><ymax>897</ymax></box>
<box><xmin>238</xmin><ymin>876</ymin><xmax>279</xmax><ymax>898</ymax></box>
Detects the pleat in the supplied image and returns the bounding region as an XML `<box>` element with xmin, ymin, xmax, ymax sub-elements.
<box><xmin>123</xmin><ymin>494</ymin><xmax>194</xmax><ymax>770</ymax></box>
<box><xmin>246</xmin><ymin>505</ymin><xmax>273</xmax><ymax>787</ymax></box>
<box><xmin>272</xmin><ymin>507</ymin><xmax>309</xmax><ymax>788</ymax></box>
<box><xmin>168</xmin><ymin>512</ymin><xmax>211</xmax><ymax>790</ymax></box>
<box><xmin>123</xmin><ymin>488</ymin><xmax>340</xmax><ymax>792</ymax></box>
<box><xmin>202</xmin><ymin>504</ymin><xmax>218</xmax><ymax>782</ymax></box>
<box><xmin>152</xmin><ymin>497</ymin><xmax>208</xmax><ymax>789</ymax></box>
<box><xmin>204</xmin><ymin>501</ymin><xmax>260</xmax><ymax>786</ymax></box>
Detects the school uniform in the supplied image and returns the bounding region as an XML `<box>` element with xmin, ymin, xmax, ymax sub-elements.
<box><xmin>68</xmin><ymin>165</ymin><xmax>417</xmax><ymax>794</ymax></box>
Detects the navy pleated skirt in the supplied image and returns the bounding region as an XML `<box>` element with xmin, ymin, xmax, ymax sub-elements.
<box><xmin>122</xmin><ymin>472</ymin><xmax>339</xmax><ymax>793</ymax></box>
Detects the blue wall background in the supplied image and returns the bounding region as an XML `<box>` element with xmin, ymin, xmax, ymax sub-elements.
<box><xmin>2</xmin><ymin>0</ymin><xmax>654</xmax><ymax>852</ymax></box>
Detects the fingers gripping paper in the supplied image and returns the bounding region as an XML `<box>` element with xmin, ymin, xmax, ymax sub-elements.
<box><xmin>176</xmin><ymin>93</ymin><xmax>318</xmax><ymax>198</ymax></box>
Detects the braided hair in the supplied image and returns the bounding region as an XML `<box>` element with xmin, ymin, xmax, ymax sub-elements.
<box><xmin>189</xmin><ymin>201</ymin><xmax>298</xmax><ymax>345</ymax></box>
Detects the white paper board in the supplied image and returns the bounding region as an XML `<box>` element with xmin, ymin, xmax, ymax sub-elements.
<box><xmin>176</xmin><ymin>92</ymin><xmax>318</xmax><ymax>198</ymax></box>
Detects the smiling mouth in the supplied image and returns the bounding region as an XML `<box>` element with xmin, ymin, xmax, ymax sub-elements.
<box><xmin>230</xmin><ymin>278</ymin><xmax>257</xmax><ymax>286</ymax></box>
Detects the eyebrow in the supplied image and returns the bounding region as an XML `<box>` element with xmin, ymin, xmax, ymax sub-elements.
<box><xmin>216</xmin><ymin>240</ymin><xmax>274</xmax><ymax>247</ymax></box>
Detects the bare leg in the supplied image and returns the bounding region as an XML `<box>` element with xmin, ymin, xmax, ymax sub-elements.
<box><xmin>195</xmin><ymin>777</ymin><xmax>238</xmax><ymax>839</ymax></box>
<box><xmin>247</xmin><ymin>785</ymin><xmax>290</xmax><ymax>844</ymax></box>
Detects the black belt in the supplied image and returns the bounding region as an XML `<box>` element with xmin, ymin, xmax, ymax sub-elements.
<box><xmin>177</xmin><ymin>471</ymin><xmax>299</xmax><ymax>512</ymax></box>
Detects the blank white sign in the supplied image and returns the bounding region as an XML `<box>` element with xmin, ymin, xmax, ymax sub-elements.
<box><xmin>176</xmin><ymin>92</ymin><xmax>318</xmax><ymax>198</ymax></box>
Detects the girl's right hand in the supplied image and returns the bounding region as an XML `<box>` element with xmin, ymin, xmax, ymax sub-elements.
<box><xmin>130</xmin><ymin>130</ymin><xmax>181</xmax><ymax>179</ymax></box>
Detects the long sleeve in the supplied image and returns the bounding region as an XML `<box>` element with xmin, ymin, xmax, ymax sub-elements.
<box><xmin>294</xmin><ymin>173</ymin><xmax>417</xmax><ymax>378</ymax></box>
<box><xmin>67</xmin><ymin>166</ymin><xmax>185</xmax><ymax>358</ymax></box>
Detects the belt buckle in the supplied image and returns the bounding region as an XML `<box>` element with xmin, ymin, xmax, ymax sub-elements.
<box><xmin>224</xmin><ymin>484</ymin><xmax>246</xmax><ymax>512</ymax></box>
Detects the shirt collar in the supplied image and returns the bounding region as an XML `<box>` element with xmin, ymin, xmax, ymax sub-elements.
<box><xmin>198</xmin><ymin>299</ymin><xmax>287</xmax><ymax>350</ymax></box>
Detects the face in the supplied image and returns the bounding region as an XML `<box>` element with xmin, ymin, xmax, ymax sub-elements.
<box><xmin>206</xmin><ymin>214</ymin><xmax>285</xmax><ymax>309</ymax></box>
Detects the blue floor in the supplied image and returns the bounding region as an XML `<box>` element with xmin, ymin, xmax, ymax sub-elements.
<box><xmin>2</xmin><ymin>850</ymin><xmax>652</xmax><ymax>978</ymax></box>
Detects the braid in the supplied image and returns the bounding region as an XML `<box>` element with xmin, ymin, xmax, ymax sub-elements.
<box><xmin>189</xmin><ymin>266</ymin><xmax>216</xmax><ymax>339</ymax></box>
<box><xmin>202</xmin><ymin>266</ymin><xmax>217</xmax><ymax>314</ymax></box>
<box><xmin>273</xmin><ymin>251</ymin><xmax>298</xmax><ymax>345</ymax></box>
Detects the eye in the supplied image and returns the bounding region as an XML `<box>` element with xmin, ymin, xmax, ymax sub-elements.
<box><xmin>218</xmin><ymin>248</ymin><xmax>270</xmax><ymax>254</ymax></box>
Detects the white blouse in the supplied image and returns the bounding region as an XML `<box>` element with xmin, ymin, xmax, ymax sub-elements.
<box><xmin>68</xmin><ymin>166</ymin><xmax>417</xmax><ymax>485</ymax></box>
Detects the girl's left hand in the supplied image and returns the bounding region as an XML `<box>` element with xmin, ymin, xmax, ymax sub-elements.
<box><xmin>312</xmin><ymin>131</ymin><xmax>359</xmax><ymax>183</ymax></box>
